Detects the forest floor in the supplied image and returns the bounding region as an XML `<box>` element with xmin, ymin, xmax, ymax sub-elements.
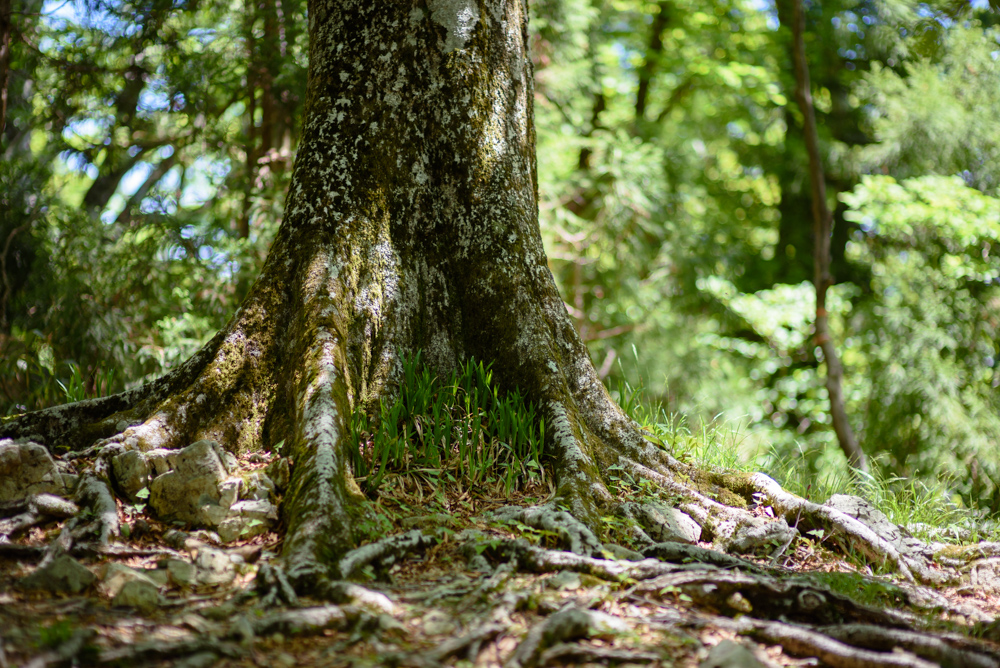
<box><xmin>5</xmin><ymin>469</ymin><xmax>1000</xmax><ymax>668</ymax></box>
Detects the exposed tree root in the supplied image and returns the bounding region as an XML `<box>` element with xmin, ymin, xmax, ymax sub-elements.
<box><xmin>748</xmin><ymin>620</ymin><xmax>941</xmax><ymax>668</ymax></box>
<box><xmin>423</xmin><ymin>622</ymin><xmax>504</xmax><ymax>665</ymax></box>
<box><xmin>818</xmin><ymin>623</ymin><xmax>1000</xmax><ymax>668</ymax></box>
<box><xmin>490</xmin><ymin>505</ymin><xmax>603</xmax><ymax>556</ymax></box>
<box><xmin>338</xmin><ymin>529</ymin><xmax>439</xmax><ymax>580</ymax></box>
<box><xmin>640</xmin><ymin>541</ymin><xmax>769</xmax><ymax>574</ymax></box>
<box><xmin>506</xmin><ymin>605</ymin><xmax>628</xmax><ymax>668</ymax></box>
<box><xmin>0</xmin><ymin>493</ymin><xmax>77</xmax><ymax>538</ymax></box>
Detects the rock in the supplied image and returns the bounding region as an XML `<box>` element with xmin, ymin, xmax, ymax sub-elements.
<box><xmin>727</xmin><ymin>518</ymin><xmax>797</xmax><ymax>555</ymax></box>
<box><xmin>265</xmin><ymin>457</ymin><xmax>290</xmax><ymax>491</ymax></box>
<box><xmin>195</xmin><ymin>547</ymin><xmax>236</xmax><ymax>584</ymax></box>
<box><xmin>241</xmin><ymin>472</ymin><xmax>274</xmax><ymax>501</ymax></box>
<box><xmin>149</xmin><ymin>440</ymin><xmax>228</xmax><ymax>526</ymax></box>
<box><xmin>700</xmin><ymin>640</ymin><xmax>765</xmax><ymax>668</ymax></box>
<box><xmin>21</xmin><ymin>554</ymin><xmax>95</xmax><ymax>594</ymax></box>
<box><xmin>145</xmin><ymin>449</ymin><xmax>177</xmax><ymax>476</ymax></box>
<box><xmin>113</xmin><ymin>579</ymin><xmax>161</xmax><ymax>612</ymax></box>
<box><xmin>111</xmin><ymin>450</ymin><xmax>150</xmax><ymax>502</ymax></box>
<box><xmin>164</xmin><ymin>559</ymin><xmax>197</xmax><ymax>587</ymax></box>
<box><xmin>0</xmin><ymin>440</ymin><xmax>70</xmax><ymax>502</ymax></box>
<box><xmin>634</xmin><ymin>501</ymin><xmax>702</xmax><ymax>544</ymax></box>
<box><xmin>230</xmin><ymin>498</ymin><xmax>278</xmax><ymax>522</ymax></box>
<box><xmin>145</xmin><ymin>569</ymin><xmax>170</xmax><ymax>587</ymax></box>
<box><xmin>97</xmin><ymin>562</ymin><xmax>161</xmax><ymax>598</ymax></box>
<box><xmin>217</xmin><ymin>516</ymin><xmax>265</xmax><ymax>543</ymax></box>
<box><xmin>218</xmin><ymin>478</ymin><xmax>242</xmax><ymax>508</ymax></box>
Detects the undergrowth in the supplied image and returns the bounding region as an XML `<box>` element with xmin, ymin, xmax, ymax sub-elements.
<box><xmin>610</xmin><ymin>374</ymin><xmax>998</xmax><ymax>544</ymax></box>
<box><xmin>350</xmin><ymin>352</ymin><xmax>547</xmax><ymax>497</ymax></box>
<box><xmin>345</xmin><ymin>350</ymin><xmax>993</xmax><ymax>547</ymax></box>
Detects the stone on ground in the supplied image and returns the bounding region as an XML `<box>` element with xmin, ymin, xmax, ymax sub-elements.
<box><xmin>20</xmin><ymin>554</ymin><xmax>95</xmax><ymax>593</ymax></box>
<box><xmin>624</xmin><ymin>500</ymin><xmax>702</xmax><ymax>544</ymax></box>
<box><xmin>148</xmin><ymin>440</ymin><xmax>229</xmax><ymax>525</ymax></box>
<box><xmin>112</xmin><ymin>578</ymin><xmax>161</xmax><ymax>612</ymax></box>
<box><xmin>0</xmin><ymin>440</ymin><xmax>73</xmax><ymax>502</ymax></box>
<box><xmin>97</xmin><ymin>562</ymin><xmax>162</xmax><ymax>599</ymax></box>
<box><xmin>115</xmin><ymin>439</ymin><xmax>279</xmax><ymax>541</ymax></box>
<box><xmin>700</xmin><ymin>640</ymin><xmax>766</xmax><ymax>668</ymax></box>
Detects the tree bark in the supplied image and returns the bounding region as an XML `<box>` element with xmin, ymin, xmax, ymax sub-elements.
<box><xmin>789</xmin><ymin>0</ymin><xmax>867</xmax><ymax>474</ymax></box>
<box><xmin>3</xmin><ymin>0</ymin><xmax>669</xmax><ymax>583</ymax></box>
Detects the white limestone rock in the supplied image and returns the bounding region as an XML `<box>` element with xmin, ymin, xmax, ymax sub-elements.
<box><xmin>98</xmin><ymin>562</ymin><xmax>161</xmax><ymax>599</ymax></box>
<box><xmin>111</xmin><ymin>450</ymin><xmax>150</xmax><ymax>502</ymax></box>
<box><xmin>635</xmin><ymin>501</ymin><xmax>702</xmax><ymax>544</ymax></box>
<box><xmin>149</xmin><ymin>440</ymin><xmax>228</xmax><ymax>526</ymax></box>
<box><xmin>113</xmin><ymin>578</ymin><xmax>161</xmax><ymax>612</ymax></box>
<box><xmin>0</xmin><ymin>440</ymin><xmax>71</xmax><ymax>502</ymax></box>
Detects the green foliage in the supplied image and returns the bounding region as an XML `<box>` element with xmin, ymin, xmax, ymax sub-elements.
<box><xmin>842</xmin><ymin>175</ymin><xmax>1000</xmax><ymax>510</ymax></box>
<box><xmin>37</xmin><ymin>620</ymin><xmax>76</xmax><ymax>649</ymax></box>
<box><xmin>350</xmin><ymin>352</ymin><xmax>546</xmax><ymax>496</ymax></box>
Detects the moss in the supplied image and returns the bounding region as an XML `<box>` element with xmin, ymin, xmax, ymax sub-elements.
<box><xmin>684</xmin><ymin>467</ymin><xmax>752</xmax><ymax>509</ymax></box>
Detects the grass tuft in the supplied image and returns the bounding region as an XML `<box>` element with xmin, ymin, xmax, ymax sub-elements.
<box><xmin>350</xmin><ymin>351</ymin><xmax>547</xmax><ymax>497</ymax></box>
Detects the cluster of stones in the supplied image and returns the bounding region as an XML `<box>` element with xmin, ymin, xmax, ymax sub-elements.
<box><xmin>19</xmin><ymin>542</ymin><xmax>252</xmax><ymax>611</ymax></box>
<box><xmin>111</xmin><ymin>439</ymin><xmax>288</xmax><ymax>543</ymax></box>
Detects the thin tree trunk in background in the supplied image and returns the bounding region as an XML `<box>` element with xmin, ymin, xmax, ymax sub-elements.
<box><xmin>239</xmin><ymin>0</ymin><xmax>256</xmax><ymax>240</ymax></box>
<box><xmin>634</xmin><ymin>0</ymin><xmax>670</xmax><ymax>123</ymax></box>
<box><xmin>790</xmin><ymin>0</ymin><xmax>868</xmax><ymax>474</ymax></box>
<box><xmin>0</xmin><ymin>0</ymin><xmax>10</xmax><ymax>134</ymax></box>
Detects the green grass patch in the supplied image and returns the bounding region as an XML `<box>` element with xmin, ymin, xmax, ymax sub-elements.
<box><xmin>350</xmin><ymin>351</ymin><xmax>546</xmax><ymax>496</ymax></box>
<box><xmin>611</xmin><ymin>374</ymin><xmax>994</xmax><ymax>544</ymax></box>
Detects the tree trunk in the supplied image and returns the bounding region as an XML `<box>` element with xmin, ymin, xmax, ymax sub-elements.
<box><xmin>789</xmin><ymin>0</ymin><xmax>867</xmax><ymax>474</ymax></box>
<box><xmin>2</xmin><ymin>0</ymin><xmax>669</xmax><ymax>580</ymax></box>
<box><xmin>0</xmin><ymin>0</ymin><xmax>10</xmax><ymax>134</ymax></box>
